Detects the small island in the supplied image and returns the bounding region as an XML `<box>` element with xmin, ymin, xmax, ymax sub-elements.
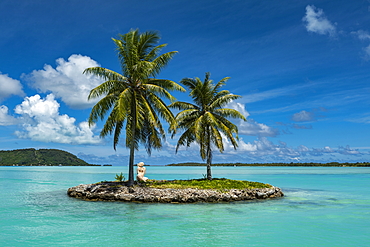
<box><xmin>67</xmin><ymin>178</ymin><xmax>284</xmax><ymax>203</ymax></box>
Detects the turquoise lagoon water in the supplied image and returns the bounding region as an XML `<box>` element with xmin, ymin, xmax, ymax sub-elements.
<box><xmin>0</xmin><ymin>166</ymin><xmax>369</xmax><ymax>246</ymax></box>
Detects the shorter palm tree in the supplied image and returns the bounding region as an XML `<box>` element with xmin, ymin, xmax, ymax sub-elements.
<box><xmin>170</xmin><ymin>72</ymin><xmax>246</xmax><ymax>180</ymax></box>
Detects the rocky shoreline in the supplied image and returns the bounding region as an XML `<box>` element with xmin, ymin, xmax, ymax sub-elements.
<box><xmin>67</xmin><ymin>181</ymin><xmax>284</xmax><ymax>203</ymax></box>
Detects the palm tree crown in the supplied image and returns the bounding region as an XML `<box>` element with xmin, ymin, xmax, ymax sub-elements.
<box><xmin>84</xmin><ymin>29</ymin><xmax>184</xmax><ymax>185</ymax></box>
<box><xmin>170</xmin><ymin>72</ymin><xmax>246</xmax><ymax>179</ymax></box>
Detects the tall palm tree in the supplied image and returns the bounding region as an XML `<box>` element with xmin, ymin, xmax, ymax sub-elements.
<box><xmin>84</xmin><ymin>29</ymin><xmax>185</xmax><ymax>186</ymax></box>
<box><xmin>170</xmin><ymin>72</ymin><xmax>246</xmax><ymax>180</ymax></box>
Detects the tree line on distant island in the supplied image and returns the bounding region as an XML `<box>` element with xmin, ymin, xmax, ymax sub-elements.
<box><xmin>166</xmin><ymin>162</ymin><xmax>370</xmax><ymax>167</ymax></box>
<box><xmin>0</xmin><ymin>148</ymin><xmax>95</xmax><ymax>166</ymax></box>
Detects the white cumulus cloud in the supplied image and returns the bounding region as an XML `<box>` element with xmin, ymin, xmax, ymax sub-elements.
<box><xmin>351</xmin><ymin>30</ymin><xmax>370</xmax><ymax>60</ymax></box>
<box><xmin>350</xmin><ymin>30</ymin><xmax>370</xmax><ymax>58</ymax></box>
<box><xmin>236</xmin><ymin>137</ymin><xmax>300</xmax><ymax>158</ymax></box>
<box><xmin>303</xmin><ymin>5</ymin><xmax>336</xmax><ymax>36</ymax></box>
<box><xmin>0</xmin><ymin>73</ymin><xmax>25</xmax><ymax>101</ymax></box>
<box><xmin>228</xmin><ymin>137</ymin><xmax>362</xmax><ymax>162</ymax></box>
<box><xmin>227</xmin><ymin>101</ymin><xmax>250</xmax><ymax>118</ymax></box>
<box><xmin>352</xmin><ymin>30</ymin><xmax>370</xmax><ymax>40</ymax></box>
<box><xmin>0</xmin><ymin>105</ymin><xmax>18</xmax><ymax>126</ymax></box>
<box><xmin>363</xmin><ymin>44</ymin><xmax>370</xmax><ymax>57</ymax></box>
<box><xmin>338</xmin><ymin>146</ymin><xmax>361</xmax><ymax>155</ymax></box>
<box><xmin>227</xmin><ymin>102</ymin><xmax>278</xmax><ymax>137</ymax></box>
<box><xmin>292</xmin><ymin>108</ymin><xmax>326</xmax><ymax>122</ymax></box>
<box><xmin>239</xmin><ymin>119</ymin><xmax>279</xmax><ymax>137</ymax></box>
<box><xmin>292</xmin><ymin>110</ymin><xmax>315</xmax><ymax>122</ymax></box>
<box><xmin>14</xmin><ymin>94</ymin><xmax>101</xmax><ymax>145</ymax></box>
<box><xmin>25</xmin><ymin>54</ymin><xmax>104</xmax><ymax>109</ymax></box>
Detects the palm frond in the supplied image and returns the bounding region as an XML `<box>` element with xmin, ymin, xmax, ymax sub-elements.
<box><xmin>148</xmin><ymin>79</ymin><xmax>186</xmax><ymax>93</ymax></box>
<box><xmin>145</xmin><ymin>43</ymin><xmax>167</xmax><ymax>61</ymax></box>
<box><xmin>151</xmin><ymin>51</ymin><xmax>178</xmax><ymax>77</ymax></box>
<box><xmin>144</xmin><ymin>83</ymin><xmax>175</xmax><ymax>102</ymax></box>
<box><xmin>146</xmin><ymin>92</ymin><xmax>175</xmax><ymax>125</ymax></box>
<box><xmin>84</xmin><ymin>67</ymin><xmax>126</xmax><ymax>84</ymax></box>
<box><xmin>170</xmin><ymin>109</ymin><xmax>198</xmax><ymax>131</ymax></box>
<box><xmin>132</xmin><ymin>60</ymin><xmax>154</xmax><ymax>80</ymax></box>
<box><xmin>139</xmin><ymin>94</ymin><xmax>161</xmax><ymax>129</ymax></box>
<box><xmin>100</xmin><ymin>107</ymin><xmax>120</xmax><ymax>137</ymax></box>
<box><xmin>88</xmin><ymin>79</ymin><xmax>126</xmax><ymax>100</ymax></box>
<box><xmin>113</xmin><ymin>121</ymin><xmax>124</xmax><ymax>150</ymax></box>
<box><xmin>214</xmin><ymin>108</ymin><xmax>246</xmax><ymax>121</ymax></box>
<box><xmin>179</xmin><ymin>77</ymin><xmax>197</xmax><ymax>90</ymax></box>
<box><xmin>116</xmin><ymin>88</ymin><xmax>133</xmax><ymax>121</ymax></box>
<box><xmin>169</xmin><ymin>101</ymin><xmax>197</xmax><ymax>111</ymax></box>
<box><xmin>88</xmin><ymin>94</ymin><xmax>117</xmax><ymax>125</ymax></box>
<box><xmin>209</xmin><ymin>94</ymin><xmax>242</xmax><ymax>111</ymax></box>
<box><xmin>210</xmin><ymin>125</ymin><xmax>224</xmax><ymax>152</ymax></box>
<box><xmin>137</xmin><ymin>31</ymin><xmax>160</xmax><ymax>58</ymax></box>
<box><xmin>213</xmin><ymin>76</ymin><xmax>230</xmax><ymax>91</ymax></box>
<box><xmin>193</xmin><ymin>115</ymin><xmax>205</xmax><ymax>144</ymax></box>
<box><xmin>175</xmin><ymin>128</ymin><xmax>196</xmax><ymax>152</ymax></box>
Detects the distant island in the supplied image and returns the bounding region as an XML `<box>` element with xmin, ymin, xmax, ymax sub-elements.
<box><xmin>167</xmin><ymin>162</ymin><xmax>370</xmax><ymax>167</ymax></box>
<box><xmin>0</xmin><ymin>148</ymin><xmax>97</xmax><ymax>166</ymax></box>
<box><xmin>2</xmin><ymin>148</ymin><xmax>369</xmax><ymax>167</ymax></box>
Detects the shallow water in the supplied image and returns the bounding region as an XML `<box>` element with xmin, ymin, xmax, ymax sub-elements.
<box><xmin>1</xmin><ymin>166</ymin><xmax>369</xmax><ymax>246</ymax></box>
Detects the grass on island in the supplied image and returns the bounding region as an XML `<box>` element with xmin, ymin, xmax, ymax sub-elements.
<box><xmin>139</xmin><ymin>178</ymin><xmax>271</xmax><ymax>190</ymax></box>
<box><xmin>100</xmin><ymin>175</ymin><xmax>272</xmax><ymax>190</ymax></box>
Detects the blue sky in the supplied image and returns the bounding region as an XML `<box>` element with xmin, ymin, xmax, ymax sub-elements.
<box><xmin>1</xmin><ymin>0</ymin><xmax>370</xmax><ymax>165</ymax></box>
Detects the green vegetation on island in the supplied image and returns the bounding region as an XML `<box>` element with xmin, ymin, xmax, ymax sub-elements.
<box><xmin>167</xmin><ymin>162</ymin><xmax>370</xmax><ymax>167</ymax></box>
<box><xmin>141</xmin><ymin>178</ymin><xmax>271</xmax><ymax>190</ymax></box>
<box><xmin>0</xmin><ymin>148</ymin><xmax>94</xmax><ymax>166</ymax></box>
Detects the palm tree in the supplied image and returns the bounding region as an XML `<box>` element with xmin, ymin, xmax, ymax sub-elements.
<box><xmin>169</xmin><ymin>72</ymin><xmax>246</xmax><ymax>180</ymax></box>
<box><xmin>84</xmin><ymin>29</ymin><xmax>185</xmax><ymax>186</ymax></box>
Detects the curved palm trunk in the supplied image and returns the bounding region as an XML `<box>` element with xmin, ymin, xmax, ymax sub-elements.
<box><xmin>128</xmin><ymin>135</ymin><xmax>135</xmax><ymax>186</ymax></box>
<box><xmin>127</xmin><ymin>99</ymin><xmax>137</xmax><ymax>187</ymax></box>
<box><xmin>206</xmin><ymin>155</ymin><xmax>212</xmax><ymax>180</ymax></box>
<box><xmin>206</xmin><ymin>129</ymin><xmax>212</xmax><ymax>180</ymax></box>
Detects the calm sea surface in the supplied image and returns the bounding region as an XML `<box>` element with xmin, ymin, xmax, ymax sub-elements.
<box><xmin>0</xmin><ymin>166</ymin><xmax>369</xmax><ymax>246</ymax></box>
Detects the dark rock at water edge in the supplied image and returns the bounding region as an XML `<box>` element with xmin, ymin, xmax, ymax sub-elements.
<box><xmin>67</xmin><ymin>182</ymin><xmax>284</xmax><ymax>203</ymax></box>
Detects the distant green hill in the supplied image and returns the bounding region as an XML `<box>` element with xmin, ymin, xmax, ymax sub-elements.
<box><xmin>0</xmin><ymin>148</ymin><xmax>93</xmax><ymax>166</ymax></box>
